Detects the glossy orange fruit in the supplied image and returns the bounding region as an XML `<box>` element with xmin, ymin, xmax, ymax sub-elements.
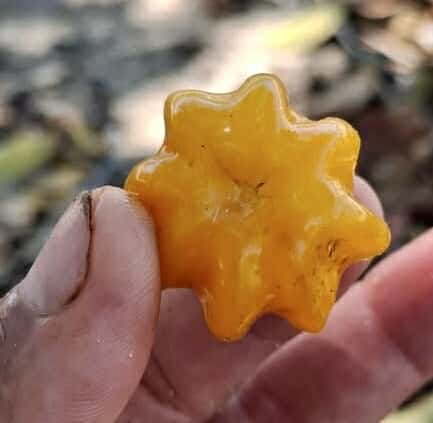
<box><xmin>125</xmin><ymin>74</ymin><xmax>390</xmax><ymax>341</ymax></box>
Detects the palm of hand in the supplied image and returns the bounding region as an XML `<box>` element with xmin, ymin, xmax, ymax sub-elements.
<box><xmin>118</xmin><ymin>289</ymin><xmax>296</xmax><ymax>423</ymax></box>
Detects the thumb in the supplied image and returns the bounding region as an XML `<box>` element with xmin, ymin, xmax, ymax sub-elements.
<box><xmin>0</xmin><ymin>186</ymin><xmax>160</xmax><ymax>423</ymax></box>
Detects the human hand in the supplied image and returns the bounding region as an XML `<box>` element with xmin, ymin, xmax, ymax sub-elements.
<box><xmin>0</xmin><ymin>183</ymin><xmax>432</xmax><ymax>423</ymax></box>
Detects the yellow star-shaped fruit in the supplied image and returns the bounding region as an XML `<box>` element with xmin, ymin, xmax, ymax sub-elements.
<box><xmin>125</xmin><ymin>74</ymin><xmax>390</xmax><ymax>341</ymax></box>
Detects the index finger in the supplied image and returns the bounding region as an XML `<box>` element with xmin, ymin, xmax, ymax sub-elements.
<box><xmin>215</xmin><ymin>228</ymin><xmax>433</xmax><ymax>423</ymax></box>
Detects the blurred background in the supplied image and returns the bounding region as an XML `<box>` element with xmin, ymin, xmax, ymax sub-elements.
<box><xmin>0</xmin><ymin>0</ymin><xmax>432</xmax><ymax>420</ymax></box>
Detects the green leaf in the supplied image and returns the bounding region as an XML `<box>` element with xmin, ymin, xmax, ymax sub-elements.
<box><xmin>265</xmin><ymin>3</ymin><xmax>346</xmax><ymax>52</ymax></box>
<box><xmin>383</xmin><ymin>394</ymin><xmax>433</xmax><ymax>422</ymax></box>
<box><xmin>0</xmin><ymin>131</ymin><xmax>56</xmax><ymax>184</ymax></box>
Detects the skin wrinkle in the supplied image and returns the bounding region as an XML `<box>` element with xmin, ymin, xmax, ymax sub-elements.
<box><xmin>365</xmin><ymin>236</ymin><xmax>433</xmax><ymax>379</ymax></box>
<box><xmin>118</xmin><ymin>384</ymin><xmax>191</xmax><ymax>423</ymax></box>
<box><xmin>0</xmin><ymin>292</ymin><xmax>17</xmax><ymax>422</ymax></box>
<box><xmin>359</xmin><ymin>297</ymin><xmax>425</xmax><ymax>419</ymax></box>
<box><xmin>0</xmin><ymin>320</ymin><xmax>4</xmax><ymax>343</ymax></box>
<box><xmin>140</xmin><ymin>378</ymin><xmax>189</xmax><ymax>423</ymax></box>
<box><xmin>238</xmin><ymin>343</ymin><xmax>365</xmax><ymax>423</ymax></box>
<box><xmin>235</xmin><ymin>303</ymin><xmax>406</xmax><ymax>423</ymax></box>
<box><xmin>0</xmin><ymin>292</ymin><xmax>36</xmax><ymax>366</ymax></box>
<box><xmin>0</xmin><ymin>293</ymin><xmax>13</xmax><ymax>344</ymax></box>
<box><xmin>365</xmin><ymin>287</ymin><xmax>426</xmax><ymax>382</ymax></box>
<box><xmin>241</xmin><ymin>379</ymin><xmax>291</xmax><ymax>423</ymax></box>
<box><xmin>362</xmin><ymin>278</ymin><xmax>433</xmax><ymax>382</ymax></box>
<box><xmin>263</xmin><ymin>348</ymin><xmax>380</xmax><ymax>422</ymax></box>
<box><xmin>142</xmin><ymin>353</ymin><xmax>181</xmax><ymax>412</ymax></box>
<box><xmin>0</xmin><ymin>293</ymin><xmax>39</xmax><ymax>422</ymax></box>
<box><xmin>141</xmin><ymin>378</ymin><xmax>170</xmax><ymax>412</ymax></box>
<box><xmin>141</xmin><ymin>347</ymin><xmax>202</xmax><ymax>421</ymax></box>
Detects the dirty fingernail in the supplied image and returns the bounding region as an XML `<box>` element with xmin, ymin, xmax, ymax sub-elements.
<box><xmin>18</xmin><ymin>191</ymin><xmax>92</xmax><ymax>315</ymax></box>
